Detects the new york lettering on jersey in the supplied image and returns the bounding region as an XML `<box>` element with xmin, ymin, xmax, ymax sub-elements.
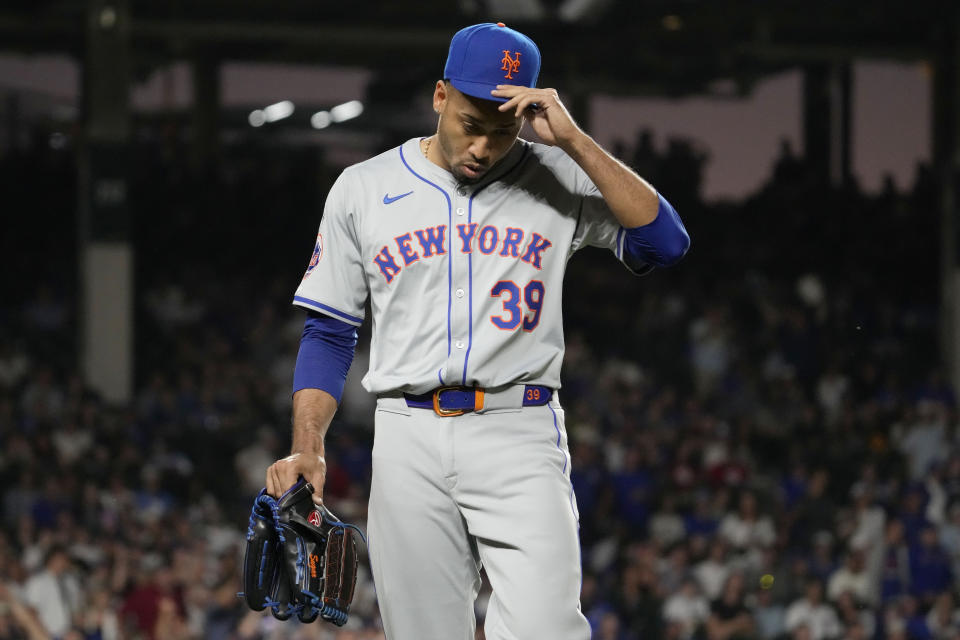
<box><xmin>372</xmin><ymin>223</ymin><xmax>552</xmax><ymax>284</ymax></box>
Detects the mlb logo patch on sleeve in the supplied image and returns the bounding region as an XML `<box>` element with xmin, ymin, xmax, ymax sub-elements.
<box><xmin>303</xmin><ymin>233</ymin><xmax>323</xmax><ymax>278</ymax></box>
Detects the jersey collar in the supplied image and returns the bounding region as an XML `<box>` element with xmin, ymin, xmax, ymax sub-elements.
<box><xmin>402</xmin><ymin>137</ymin><xmax>529</xmax><ymax>195</ymax></box>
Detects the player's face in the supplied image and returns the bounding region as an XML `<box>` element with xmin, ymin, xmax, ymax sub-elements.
<box><xmin>433</xmin><ymin>81</ymin><xmax>523</xmax><ymax>185</ymax></box>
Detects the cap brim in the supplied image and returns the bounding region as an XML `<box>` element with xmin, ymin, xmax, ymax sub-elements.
<box><xmin>448</xmin><ymin>77</ymin><xmax>509</xmax><ymax>103</ymax></box>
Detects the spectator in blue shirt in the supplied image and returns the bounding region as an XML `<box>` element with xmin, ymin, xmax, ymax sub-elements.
<box><xmin>909</xmin><ymin>525</ymin><xmax>953</xmax><ymax>605</ymax></box>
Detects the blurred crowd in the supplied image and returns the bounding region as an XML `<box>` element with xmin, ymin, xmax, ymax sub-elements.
<box><xmin>0</xmin><ymin>127</ymin><xmax>955</xmax><ymax>640</ymax></box>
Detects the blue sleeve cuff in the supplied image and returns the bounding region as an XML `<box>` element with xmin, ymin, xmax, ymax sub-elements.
<box><xmin>292</xmin><ymin>311</ymin><xmax>359</xmax><ymax>402</ymax></box>
<box><xmin>622</xmin><ymin>194</ymin><xmax>690</xmax><ymax>268</ymax></box>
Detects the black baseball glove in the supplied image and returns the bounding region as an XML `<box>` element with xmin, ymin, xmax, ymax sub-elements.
<box><xmin>241</xmin><ymin>478</ymin><xmax>364</xmax><ymax>626</ymax></box>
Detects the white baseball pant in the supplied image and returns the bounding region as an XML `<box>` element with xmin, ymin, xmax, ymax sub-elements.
<box><xmin>367</xmin><ymin>389</ymin><xmax>590</xmax><ymax>640</ymax></box>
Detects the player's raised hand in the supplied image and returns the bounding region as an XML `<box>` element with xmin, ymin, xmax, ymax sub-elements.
<box><xmin>266</xmin><ymin>451</ymin><xmax>327</xmax><ymax>505</ymax></box>
<box><xmin>491</xmin><ymin>85</ymin><xmax>584</xmax><ymax>149</ymax></box>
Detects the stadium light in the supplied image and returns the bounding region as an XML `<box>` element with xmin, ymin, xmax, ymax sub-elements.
<box><xmin>263</xmin><ymin>100</ymin><xmax>295</xmax><ymax>123</ymax></box>
<box><xmin>248</xmin><ymin>110</ymin><xmax>266</xmax><ymax>127</ymax></box>
<box><xmin>330</xmin><ymin>100</ymin><xmax>364</xmax><ymax>123</ymax></box>
<box><xmin>311</xmin><ymin>111</ymin><xmax>332</xmax><ymax>129</ymax></box>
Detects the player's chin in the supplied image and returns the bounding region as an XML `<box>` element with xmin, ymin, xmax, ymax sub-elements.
<box><xmin>455</xmin><ymin>163</ymin><xmax>488</xmax><ymax>184</ymax></box>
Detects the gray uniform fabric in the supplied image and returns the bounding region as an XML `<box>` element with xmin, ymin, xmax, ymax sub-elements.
<box><xmin>293</xmin><ymin>137</ymin><xmax>647</xmax><ymax>394</ymax></box>
<box><xmin>369</xmin><ymin>394</ymin><xmax>589</xmax><ymax>640</ymax></box>
<box><xmin>292</xmin><ymin>137</ymin><xmax>647</xmax><ymax>639</ymax></box>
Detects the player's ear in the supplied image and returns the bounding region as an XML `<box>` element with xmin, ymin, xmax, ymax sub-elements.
<box><xmin>433</xmin><ymin>80</ymin><xmax>448</xmax><ymax>114</ymax></box>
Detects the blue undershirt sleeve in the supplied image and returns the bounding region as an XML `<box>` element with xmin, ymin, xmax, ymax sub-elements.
<box><xmin>622</xmin><ymin>193</ymin><xmax>691</xmax><ymax>270</ymax></box>
<box><xmin>292</xmin><ymin>310</ymin><xmax>359</xmax><ymax>402</ymax></box>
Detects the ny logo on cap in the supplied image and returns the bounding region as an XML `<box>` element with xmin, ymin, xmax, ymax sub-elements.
<box><xmin>501</xmin><ymin>50</ymin><xmax>521</xmax><ymax>79</ymax></box>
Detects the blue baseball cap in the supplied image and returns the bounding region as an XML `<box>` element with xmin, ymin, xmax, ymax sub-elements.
<box><xmin>443</xmin><ymin>22</ymin><xmax>541</xmax><ymax>103</ymax></box>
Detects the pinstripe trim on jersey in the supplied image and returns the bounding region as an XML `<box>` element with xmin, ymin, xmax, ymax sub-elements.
<box><xmin>615</xmin><ymin>226</ymin><xmax>625</xmax><ymax>260</ymax></box>
<box><xmin>292</xmin><ymin>296</ymin><xmax>364</xmax><ymax>326</ymax></box>
<box><xmin>461</xmin><ymin>144</ymin><xmax>530</xmax><ymax>385</ymax></box>
<box><xmin>462</xmin><ymin>196</ymin><xmax>475</xmax><ymax>386</ymax></box>
<box><xmin>398</xmin><ymin>145</ymin><xmax>453</xmax><ymax>383</ymax></box>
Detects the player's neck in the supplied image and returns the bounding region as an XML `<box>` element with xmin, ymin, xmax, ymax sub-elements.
<box><xmin>421</xmin><ymin>136</ymin><xmax>449</xmax><ymax>172</ymax></box>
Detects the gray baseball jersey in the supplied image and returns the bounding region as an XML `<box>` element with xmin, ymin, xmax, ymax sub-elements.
<box><xmin>293</xmin><ymin>136</ymin><xmax>647</xmax><ymax>393</ymax></box>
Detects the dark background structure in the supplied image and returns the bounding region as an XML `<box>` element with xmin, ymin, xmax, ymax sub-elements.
<box><xmin>3</xmin><ymin>0</ymin><xmax>959</xmax><ymax>402</ymax></box>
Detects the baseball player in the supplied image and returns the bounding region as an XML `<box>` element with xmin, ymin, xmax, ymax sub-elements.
<box><xmin>266</xmin><ymin>22</ymin><xmax>689</xmax><ymax>639</ymax></box>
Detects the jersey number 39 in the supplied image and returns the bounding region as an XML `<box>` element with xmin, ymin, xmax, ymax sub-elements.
<box><xmin>490</xmin><ymin>280</ymin><xmax>544</xmax><ymax>332</ymax></box>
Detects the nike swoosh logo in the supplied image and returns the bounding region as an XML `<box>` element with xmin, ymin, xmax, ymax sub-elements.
<box><xmin>383</xmin><ymin>191</ymin><xmax>414</xmax><ymax>204</ymax></box>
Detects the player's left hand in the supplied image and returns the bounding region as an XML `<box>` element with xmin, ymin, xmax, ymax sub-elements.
<box><xmin>491</xmin><ymin>85</ymin><xmax>585</xmax><ymax>149</ymax></box>
<box><xmin>266</xmin><ymin>451</ymin><xmax>326</xmax><ymax>505</ymax></box>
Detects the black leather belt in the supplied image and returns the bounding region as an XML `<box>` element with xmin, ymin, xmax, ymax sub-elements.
<box><xmin>404</xmin><ymin>385</ymin><xmax>552</xmax><ymax>417</ymax></box>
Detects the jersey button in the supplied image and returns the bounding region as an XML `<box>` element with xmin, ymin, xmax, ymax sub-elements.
<box><xmin>456</xmin><ymin>288</ymin><xmax>464</xmax><ymax>298</ymax></box>
<box><xmin>456</xmin><ymin>186</ymin><xmax>468</xmax><ymax>196</ymax></box>
<box><xmin>455</xmin><ymin>340</ymin><xmax>465</xmax><ymax>349</ymax></box>
<box><xmin>456</xmin><ymin>207</ymin><xmax>465</xmax><ymax>216</ymax></box>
